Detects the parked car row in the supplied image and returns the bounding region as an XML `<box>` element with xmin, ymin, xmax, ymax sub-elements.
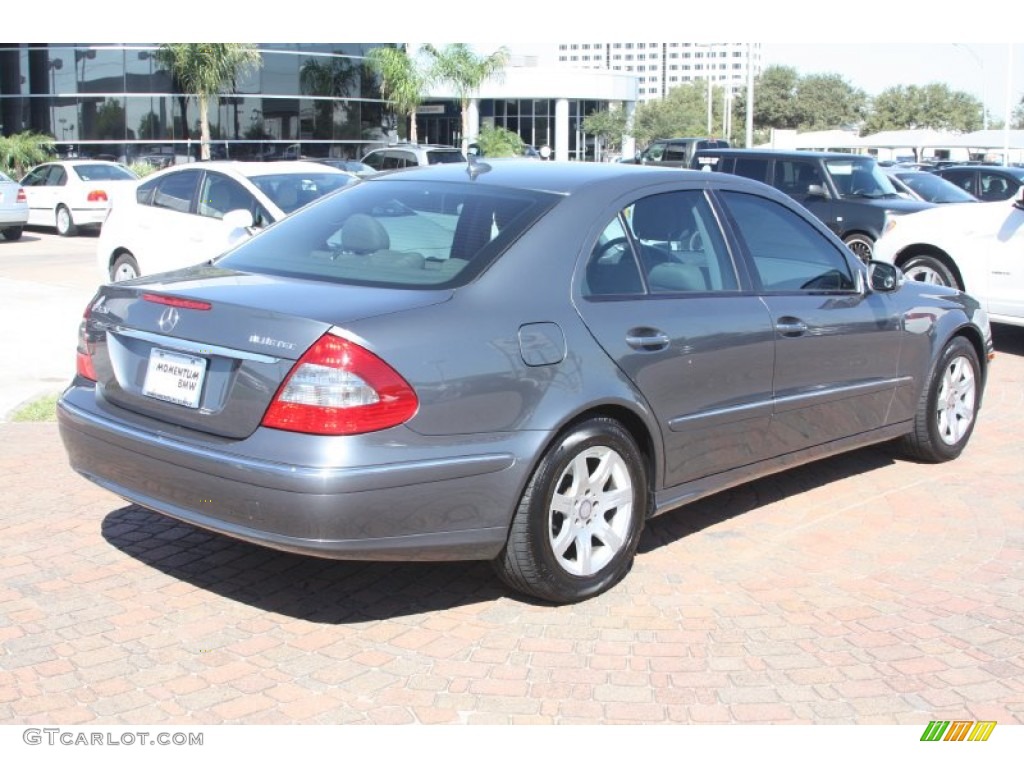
<box><xmin>57</xmin><ymin>160</ymin><xmax>993</xmax><ymax>603</ymax></box>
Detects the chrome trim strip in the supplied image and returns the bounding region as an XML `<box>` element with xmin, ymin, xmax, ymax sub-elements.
<box><xmin>111</xmin><ymin>326</ymin><xmax>281</xmax><ymax>364</ymax></box>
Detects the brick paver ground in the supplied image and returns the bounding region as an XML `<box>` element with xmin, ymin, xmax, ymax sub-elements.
<box><xmin>2</xmin><ymin>326</ymin><xmax>1023</xmax><ymax>725</ymax></box>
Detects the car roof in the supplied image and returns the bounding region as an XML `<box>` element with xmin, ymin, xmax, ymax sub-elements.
<box><xmin>693</xmin><ymin>148</ymin><xmax>868</xmax><ymax>160</ymax></box>
<box><xmin>146</xmin><ymin>160</ymin><xmax>350</xmax><ymax>181</ymax></box>
<box><xmin>362</xmin><ymin>158</ymin><xmax>741</xmax><ymax>196</ymax></box>
<box><xmin>937</xmin><ymin>164</ymin><xmax>1024</xmax><ymax>175</ymax></box>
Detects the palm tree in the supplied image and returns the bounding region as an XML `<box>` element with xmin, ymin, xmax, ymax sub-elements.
<box><xmin>421</xmin><ymin>44</ymin><xmax>509</xmax><ymax>154</ymax></box>
<box><xmin>366</xmin><ymin>45</ymin><xmax>428</xmax><ymax>144</ymax></box>
<box><xmin>155</xmin><ymin>44</ymin><xmax>261</xmax><ymax>160</ymax></box>
<box><xmin>0</xmin><ymin>132</ymin><xmax>55</xmax><ymax>178</ymax></box>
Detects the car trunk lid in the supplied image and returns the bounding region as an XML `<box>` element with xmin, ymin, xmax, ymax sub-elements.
<box><xmin>83</xmin><ymin>267</ymin><xmax>451</xmax><ymax>439</ymax></box>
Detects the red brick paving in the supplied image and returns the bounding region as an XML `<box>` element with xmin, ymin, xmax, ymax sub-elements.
<box><xmin>2</xmin><ymin>325</ymin><xmax>1023</xmax><ymax>724</ymax></box>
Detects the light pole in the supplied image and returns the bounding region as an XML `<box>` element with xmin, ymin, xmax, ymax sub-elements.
<box><xmin>953</xmin><ymin>44</ymin><xmax>987</xmax><ymax>131</ymax></box>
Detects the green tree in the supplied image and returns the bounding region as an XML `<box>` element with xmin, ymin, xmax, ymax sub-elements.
<box><xmin>794</xmin><ymin>74</ymin><xmax>867</xmax><ymax>130</ymax></box>
<box><xmin>155</xmin><ymin>44</ymin><xmax>261</xmax><ymax>160</ymax></box>
<box><xmin>746</xmin><ymin>65</ymin><xmax>801</xmax><ymax>131</ymax></box>
<box><xmin>631</xmin><ymin>81</ymin><xmax>711</xmax><ymax>147</ymax></box>
<box><xmin>474</xmin><ymin>125</ymin><xmax>524</xmax><ymax>157</ymax></box>
<box><xmin>421</xmin><ymin>44</ymin><xmax>509</xmax><ymax>154</ymax></box>
<box><xmin>582</xmin><ymin>106</ymin><xmax>629</xmax><ymax>159</ymax></box>
<box><xmin>863</xmin><ymin>83</ymin><xmax>983</xmax><ymax>134</ymax></box>
<box><xmin>0</xmin><ymin>132</ymin><xmax>55</xmax><ymax>178</ymax></box>
<box><xmin>366</xmin><ymin>45</ymin><xmax>429</xmax><ymax>144</ymax></box>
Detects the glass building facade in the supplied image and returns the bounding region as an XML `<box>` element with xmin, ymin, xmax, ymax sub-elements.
<box><xmin>0</xmin><ymin>43</ymin><xmax>398</xmax><ymax>161</ymax></box>
<box><xmin>0</xmin><ymin>43</ymin><xmax>623</xmax><ymax>163</ymax></box>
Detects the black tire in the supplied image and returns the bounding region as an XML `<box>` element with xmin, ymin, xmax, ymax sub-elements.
<box><xmin>901</xmin><ymin>254</ymin><xmax>959</xmax><ymax>289</ymax></box>
<box><xmin>493</xmin><ymin>417</ymin><xmax>648</xmax><ymax>603</ymax></box>
<box><xmin>843</xmin><ymin>233</ymin><xmax>874</xmax><ymax>264</ymax></box>
<box><xmin>1</xmin><ymin>226</ymin><xmax>23</xmax><ymax>241</ymax></box>
<box><xmin>111</xmin><ymin>253</ymin><xmax>140</xmax><ymax>282</ymax></box>
<box><xmin>56</xmin><ymin>205</ymin><xmax>78</xmax><ymax>237</ymax></box>
<box><xmin>899</xmin><ymin>336</ymin><xmax>980</xmax><ymax>463</ymax></box>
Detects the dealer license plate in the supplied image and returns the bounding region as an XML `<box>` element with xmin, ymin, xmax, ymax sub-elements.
<box><xmin>142</xmin><ymin>348</ymin><xmax>207</xmax><ymax>408</ymax></box>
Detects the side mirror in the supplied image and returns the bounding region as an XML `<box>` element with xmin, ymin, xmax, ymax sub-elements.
<box><xmin>223</xmin><ymin>208</ymin><xmax>254</xmax><ymax>230</ymax></box>
<box><xmin>1014</xmin><ymin>185</ymin><xmax>1024</xmax><ymax>210</ymax></box>
<box><xmin>223</xmin><ymin>208</ymin><xmax>255</xmax><ymax>248</ymax></box>
<box><xmin>867</xmin><ymin>260</ymin><xmax>903</xmax><ymax>292</ymax></box>
<box><xmin>807</xmin><ymin>184</ymin><xmax>830</xmax><ymax>199</ymax></box>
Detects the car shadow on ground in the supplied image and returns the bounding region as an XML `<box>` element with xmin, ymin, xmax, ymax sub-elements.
<box><xmin>100</xmin><ymin>442</ymin><xmax>898</xmax><ymax>618</ymax></box>
<box><xmin>639</xmin><ymin>443</ymin><xmax>896</xmax><ymax>553</ymax></box>
<box><xmin>992</xmin><ymin>323</ymin><xmax>1024</xmax><ymax>357</ymax></box>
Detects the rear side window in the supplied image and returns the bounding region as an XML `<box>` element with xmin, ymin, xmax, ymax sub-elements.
<box><xmin>217</xmin><ymin>180</ymin><xmax>558</xmax><ymax>289</ymax></box>
<box><xmin>733</xmin><ymin>158</ymin><xmax>770</xmax><ymax>183</ymax></box>
<box><xmin>138</xmin><ymin>169</ymin><xmax>200</xmax><ymax>213</ymax></box>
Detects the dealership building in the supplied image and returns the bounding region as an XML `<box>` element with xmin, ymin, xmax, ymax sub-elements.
<box><xmin>0</xmin><ymin>43</ymin><xmax>638</xmax><ymax>163</ymax></box>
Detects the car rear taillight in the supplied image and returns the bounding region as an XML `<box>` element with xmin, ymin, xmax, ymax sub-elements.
<box><xmin>262</xmin><ymin>334</ymin><xmax>418</xmax><ymax>436</ymax></box>
<box><xmin>16</xmin><ymin>188</ymin><xmax>26</xmax><ymax>203</ymax></box>
<box><xmin>75</xmin><ymin>303</ymin><xmax>96</xmax><ymax>381</ymax></box>
<box><xmin>87</xmin><ymin>190</ymin><xmax>109</xmax><ymax>203</ymax></box>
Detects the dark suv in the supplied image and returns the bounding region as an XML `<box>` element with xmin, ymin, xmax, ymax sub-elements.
<box><xmin>625</xmin><ymin>137</ymin><xmax>730</xmax><ymax>168</ymax></box>
<box><xmin>691</xmin><ymin>149</ymin><xmax>935</xmax><ymax>261</ymax></box>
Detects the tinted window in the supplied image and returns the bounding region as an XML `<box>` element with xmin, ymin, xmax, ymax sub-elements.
<box><xmin>938</xmin><ymin>170</ymin><xmax>974</xmax><ymax>193</ymax></box>
<box><xmin>979</xmin><ymin>172</ymin><xmax>1014</xmax><ymax>201</ymax></box>
<box><xmin>825</xmin><ymin>158</ymin><xmax>896</xmax><ymax>199</ymax></box>
<box><xmin>774</xmin><ymin>160</ymin><xmax>824</xmax><ymax>198</ymax></box>
<box><xmin>719</xmin><ymin>191</ymin><xmax>855</xmax><ymax>292</ymax></box>
<box><xmin>46</xmin><ymin>166</ymin><xmax>68</xmax><ymax>186</ymax></box>
<box><xmin>149</xmin><ymin>170</ymin><xmax>200</xmax><ymax>214</ymax></box>
<box><xmin>218</xmin><ymin>180</ymin><xmax>558</xmax><ymax>288</ymax></box>
<box><xmin>22</xmin><ymin>167</ymin><xmax>50</xmax><ymax>186</ymax></box>
<box><xmin>584</xmin><ymin>215</ymin><xmax>644</xmax><ymax>297</ymax></box>
<box><xmin>426</xmin><ymin>149</ymin><xmax>465</xmax><ymax>165</ymax></box>
<box><xmin>625</xmin><ymin>190</ymin><xmax>738</xmax><ymax>293</ymax></box>
<box><xmin>362</xmin><ymin>152</ymin><xmax>386</xmax><ymax>171</ymax></box>
<box><xmin>198</xmin><ymin>173</ymin><xmax>256</xmax><ymax>220</ymax></box>
<box><xmin>733</xmin><ymin>158</ymin><xmax>769</xmax><ymax>183</ymax></box>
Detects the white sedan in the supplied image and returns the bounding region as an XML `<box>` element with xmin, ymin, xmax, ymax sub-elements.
<box><xmin>20</xmin><ymin>160</ymin><xmax>138</xmax><ymax>236</ymax></box>
<box><xmin>96</xmin><ymin>161</ymin><xmax>358</xmax><ymax>282</ymax></box>
<box><xmin>0</xmin><ymin>171</ymin><xmax>29</xmax><ymax>241</ymax></box>
<box><xmin>874</xmin><ymin>186</ymin><xmax>1024</xmax><ymax>327</ymax></box>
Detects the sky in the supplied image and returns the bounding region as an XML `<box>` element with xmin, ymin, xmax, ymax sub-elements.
<box><xmin>32</xmin><ymin>0</ymin><xmax>1024</xmax><ymax>121</ymax></box>
<box><xmin>22</xmin><ymin>0</ymin><xmax>1024</xmax><ymax>123</ymax></box>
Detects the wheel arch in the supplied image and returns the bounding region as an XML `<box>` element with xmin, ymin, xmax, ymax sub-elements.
<box><xmin>895</xmin><ymin>246</ymin><xmax>965</xmax><ymax>291</ymax></box>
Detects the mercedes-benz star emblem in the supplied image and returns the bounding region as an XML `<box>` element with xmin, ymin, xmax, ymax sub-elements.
<box><xmin>158</xmin><ymin>307</ymin><xmax>180</xmax><ymax>333</ymax></box>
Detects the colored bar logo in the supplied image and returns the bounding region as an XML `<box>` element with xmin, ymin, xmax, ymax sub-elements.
<box><xmin>921</xmin><ymin>721</ymin><xmax>997</xmax><ymax>742</ymax></box>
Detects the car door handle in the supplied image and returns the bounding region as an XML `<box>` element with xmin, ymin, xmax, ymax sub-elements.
<box><xmin>626</xmin><ymin>328</ymin><xmax>671</xmax><ymax>351</ymax></box>
<box><xmin>775</xmin><ymin>318</ymin><xmax>809</xmax><ymax>337</ymax></box>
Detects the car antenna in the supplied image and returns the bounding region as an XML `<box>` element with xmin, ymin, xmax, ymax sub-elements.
<box><xmin>466</xmin><ymin>153</ymin><xmax>491</xmax><ymax>180</ymax></box>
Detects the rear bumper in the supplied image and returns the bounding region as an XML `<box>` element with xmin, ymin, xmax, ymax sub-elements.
<box><xmin>69</xmin><ymin>207</ymin><xmax>109</xmax><ymax>227</ymax></box>
<box><xmin>0</xmin><ymin>210</ymin><xmax>28</xmax><ymax>226</ymax></box>
<box><xmin>58</xmin><ymin>387</ymin><xmax>543</xmax><ymax>561</ymax></box>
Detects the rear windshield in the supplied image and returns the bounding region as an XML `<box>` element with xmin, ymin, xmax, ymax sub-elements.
<box><xmin>216</xmin><ymin>179</ymin><xmax>558</xmax><ymax>288</ymax></box>
<box><xmin>72</xmin><ymin>164</ymin><xmax>136</xmax><ymax>181</ymax></box>
<box><xmin>426</xmin><ymin>150</ymin><xmax>466</xmax><ymax>165</ymax></box>
<box><xmin>248</xmin><ymin>172</ymin><xmax>358</xmax><ymax>214</ymax></box>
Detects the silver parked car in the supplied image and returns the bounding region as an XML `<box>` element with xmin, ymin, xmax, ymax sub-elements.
<box><xmin>58</xmin><ymin>162</ymin><xmax>992</xmax><ymax>603</ymax></box>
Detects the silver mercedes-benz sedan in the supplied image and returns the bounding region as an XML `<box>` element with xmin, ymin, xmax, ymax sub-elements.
<box><xmin>58</xmin><ymin>160</ymin><xmax>993</xmax><ymax>603</ymax></box>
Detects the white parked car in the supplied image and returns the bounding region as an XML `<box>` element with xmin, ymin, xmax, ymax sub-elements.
<box><xmin>0</xmin><ymin>170</ymin><xmax>29</xmax><ymax>241</ymax></box>
<box><xmin>96</xmin><ymin>161</ymin><xmax>358</xmax><ymax>282</ymax></box>
<box><xmin>20</xmin><ymin>160</ymin><xmax>138</xmax><ymax>236</ymax></box>
<box><xmin>874</xmin><ymin>186</ymin><xmax>1024</xmax><ymax>327</ymax></box>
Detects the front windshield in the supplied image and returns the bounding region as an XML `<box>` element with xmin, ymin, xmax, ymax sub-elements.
<box><xmin>826</xmin><ymin>159</ymin><xmax>899</xmax><ymax>199</ymax></box>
